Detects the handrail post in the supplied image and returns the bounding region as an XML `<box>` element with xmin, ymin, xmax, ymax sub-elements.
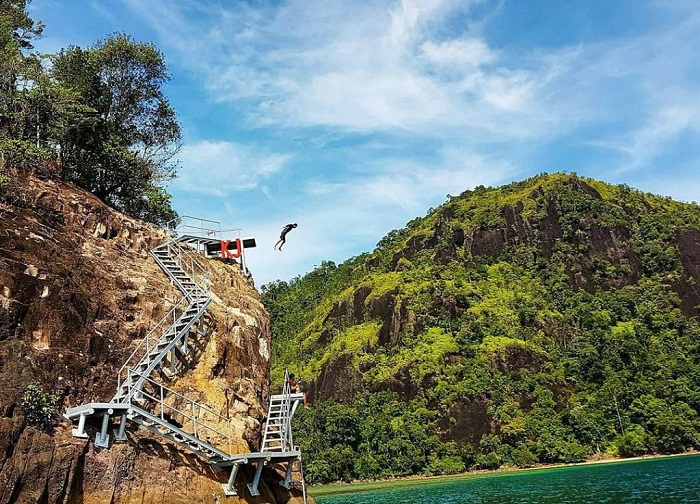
<box><xmin>228</xmin><ymin>417</ymin><xmax>232</xmax><ymax>455</ymax></box>
<box><xmin>192</xmin><ymin>401</ymin><xmax>197</xmax><ymax>438</ymax></box>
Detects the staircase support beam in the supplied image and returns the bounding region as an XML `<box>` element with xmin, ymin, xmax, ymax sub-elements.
<box><xmin>247</xmin><ymin>461</ymin><xmax>264</xmax><ymax>497</ymax></box>
<box><xmin>181</xmin><ymin>330</ymin><xmax>189</xmax><ymax>355</ymax></box>
<box><xmin>113</xmin><ymin>412</ymin><xmax>128</xmax><ymax>442</ymax></box>
<box><xmin>71</xmin><ymin>412</ymin><xmax>90</xmax><ymax>439</ymax></box>
<box><xmin>169</xmin><ymin>349</ymin><xmax>178</xmax><ymax>375</ymax></box>
<box><xmin>280</xmin><ymin>461</ymin><xmax>294</xmax><ymax>490</ymax></box>
<box><xmin>221</xmin><ymin>463</ymin><xmax>240</xmax><ymax>496</ymax></box>
<box><xmin>95</xmin><ymin>410</ymin><xmax>112</xmax><ymax>448</ymax></box>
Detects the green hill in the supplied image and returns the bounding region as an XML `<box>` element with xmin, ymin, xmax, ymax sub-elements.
<box><xmin>262</xmin><ymin>173</ymin><xmax>700</xmax><ymax>483</ymax></box>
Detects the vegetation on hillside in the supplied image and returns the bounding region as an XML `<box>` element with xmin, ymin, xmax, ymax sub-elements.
<box><xmin>0</xmin><ymin>0</ymin><xmax>179</xmax><ymax>225</ymax></box>
<box><xmin>263</xmin><ymin>173</ymin><xmax>700</xmax><ymax>483</ymax></box>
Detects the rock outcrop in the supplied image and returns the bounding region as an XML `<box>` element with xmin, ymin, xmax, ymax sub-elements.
<box><xmin>0</xmin><ymin>170</ymin><xmax>306</xmax><ymax>503</ymax></box>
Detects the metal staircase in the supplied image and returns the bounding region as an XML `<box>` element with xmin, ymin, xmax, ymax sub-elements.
<box><xmin>221</xmin><ymin>374</ymin><xmax>306</xmax><ymax>499</ymax></box>
<box><xmin>260</xmin><ymin>372</ymin><xmax>307</xmax><ymax>502</ymax></box>
<box><xmin>63</xmin><ymin>216</ymin><xmax>306</xmax><ymax>498</ymax></box>
<box><xmin>113</xmin><ymin>239</ymin><xmax>211</xmax><ymax>403</ymax></box>
<box><xmin>262</xmin><ymin>371</ymin><xmax>303</xmax><ymax>453</ymax></box>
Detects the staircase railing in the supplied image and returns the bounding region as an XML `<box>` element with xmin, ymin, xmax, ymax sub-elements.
<box><xmin>261</xmin><ymin>370</ymin><xmax>299</xmax><ymax>453</ymax></box>
<box><xmin>114</xmin><ymin>236</ymin><xmax>211</xmax><ymax>402</ymax></box>
<box><xmin>128</xmin><ymin>373</ymin><xmax>233</xmax><ymax>455</ymax></box>
<box><xmin>281</xmin><ymin>370</ymin><xmax>293</xmax><ymax>451</ymax></box>
<box><xmin>115</xmin><ymin>296</ymin><xmax>189</xmax><ymax>392</ymax></box>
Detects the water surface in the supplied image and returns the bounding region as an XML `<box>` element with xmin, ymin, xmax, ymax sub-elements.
<box><xmin>311</xmin><ymin>454</ymin><xmax>700</xmax><ymax>503</ymax></box>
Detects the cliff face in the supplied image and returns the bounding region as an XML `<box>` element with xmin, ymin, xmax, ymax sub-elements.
<box><xmin>0</xmin><ymin>171</ymin><xmax>300</xmax><ymax>503</ymax></box>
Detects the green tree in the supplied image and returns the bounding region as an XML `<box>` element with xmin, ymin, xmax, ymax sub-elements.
<box><xmin>52</xmin><ymin>33</ymin><xmax>181</xmax><ymax>225</ymax></box>
<box><xmin>615</xmin><ymin>424</ymin><xmax>652</xmax><ymax>457</ymax></box>
<box><xmin>0</xmin><ymin>0</ymin><xmax>44</xmax><ymax>138</ymax></box>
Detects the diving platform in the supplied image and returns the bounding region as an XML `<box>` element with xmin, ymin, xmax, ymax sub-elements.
<box><xmin>176</xmin><ymin>234</ymin><xmax>257</xmax><ymax>259</ymax></box>
<box><xmin>62</xmin><ymin>216</ymin><xmax>305</xmax><ymax>501</ymax></box>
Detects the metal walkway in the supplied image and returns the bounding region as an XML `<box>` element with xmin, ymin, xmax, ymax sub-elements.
<box><xmin>63</xmin><ymin>216</ymin><xmax>305</xmax><ymax>499</ymax></box>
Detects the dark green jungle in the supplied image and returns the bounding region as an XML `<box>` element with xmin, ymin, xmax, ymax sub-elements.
<box><xmin>263</xmin><ymin>173</ymin><xmax>700</xmax><ymax>484</ymax></box>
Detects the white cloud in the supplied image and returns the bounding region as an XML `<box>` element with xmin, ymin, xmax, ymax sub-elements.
<box><xmin>92</xmin><ymin>0</ymin><xmax>700</xmax><ymax>152</ymax></box>
<box><xmin>118</xmin><ymin>0</ymin><xmax>213</xmax><ymax>57</ymax></box>
<box><xmin>120</xmin><ymin>0</ymin><xmax>551</xmax><ymax>136</ymax></box>
<box><xmin>419</xmin><ymin>38</ymin><xmax>496</xmax><ymax>68</ymax></box>
<box><xmin>559</xmin><ymin>9</ymin><xmax>700</xmax><ymax>171</ymax></box>
<box><xmin>173</xmin><ymin>141</ymin><xmax>290</xmax><ymax>196</ymax></box>
<box><xmin>590</xmin><ymin>100</ymin><xmax>700</xmax><ymax>173</ymax></box>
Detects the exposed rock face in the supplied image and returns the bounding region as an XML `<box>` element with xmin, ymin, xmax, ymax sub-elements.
<box><xmin>0</xmin><ymin>172</ymin><xmax>308</xmax><ymax>503</ymax></box>
<box><xmin>436</xmin><ymin>399</ymin><xmax>490</xmax><ymax>445</ymax></box>
<box><xmin>674</xmin><ymin>228</ymin><xmax>700</xmax><ymax>314</ymax></box>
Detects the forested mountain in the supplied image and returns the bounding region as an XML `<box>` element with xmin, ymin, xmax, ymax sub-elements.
<box><xmin>263</xmin><ymin>173</ymin><xmax>700</xmax><ymax>483</ymax></box>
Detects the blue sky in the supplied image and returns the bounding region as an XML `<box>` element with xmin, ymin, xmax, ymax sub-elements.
<box><xmin>29</xmin><ymin>0</ymin><xmax>700</xmax><ymax>286</ymax></box>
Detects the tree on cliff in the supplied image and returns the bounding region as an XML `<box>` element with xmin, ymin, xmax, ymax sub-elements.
<box><xmin>51</xmin><ymin>33</ymin><xmax>181</xmax><ymax>225</ymax></box>
<box><xmin>1</xmin><ymin>2</ymin><xmax>180</xmax><ymax>225</ymax></box>
<box><xmin>0</xmin><ymin>0</ymin><xmax>44</xmax><ymax>138</ymax></box>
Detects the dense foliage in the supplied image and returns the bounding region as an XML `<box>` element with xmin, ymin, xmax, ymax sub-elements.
<box><xmin>19</xmin><ymin>383</ymin><xmax>56</xmax><ymax>431</ymax></box>
<box><xmin>264</xmin><ymin>173</ymin><xmax>700</xmax><ymax>483</ymax></box>
<box><xmin>0</xmin><ymin>1</ymin><xmax>179</xmax><ymax>225</ymax></box>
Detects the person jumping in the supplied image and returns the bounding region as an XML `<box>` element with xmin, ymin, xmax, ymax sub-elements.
<box><xmin>274</xmin><ymin>223</ymin><xmax>297</xmax><ymax>251</ymax></box>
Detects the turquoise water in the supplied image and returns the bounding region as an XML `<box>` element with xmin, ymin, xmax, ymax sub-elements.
<box><xmin>311</xmin><ymin>454</ymin><xmax>700</xmax><ymax>503</ymax></box>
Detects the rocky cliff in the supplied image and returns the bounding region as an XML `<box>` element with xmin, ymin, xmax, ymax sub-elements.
<box><xmin>0</xmin><ymin>169</ymin><xmax>306</xmax><ymax>503</ymax></box>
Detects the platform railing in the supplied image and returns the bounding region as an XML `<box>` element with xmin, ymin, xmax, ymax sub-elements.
<box><xmin>169</xmin><ymin>216</ymin><xmax>243</xmax><ymax>243</ymax></box>
<box><xmin>167</xmin><ymin>215</ymin><xmax>250</xmax><ymax>272</ymax></box>
<box><xmin>130</xmin><ymin>374</ymin><xmax>233</xmax><ymax>455</ymax></box>
<box><xmin>169</xmin><ymin>215</ymin><xmax>221</xmax><ymax>238</ymax></box>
